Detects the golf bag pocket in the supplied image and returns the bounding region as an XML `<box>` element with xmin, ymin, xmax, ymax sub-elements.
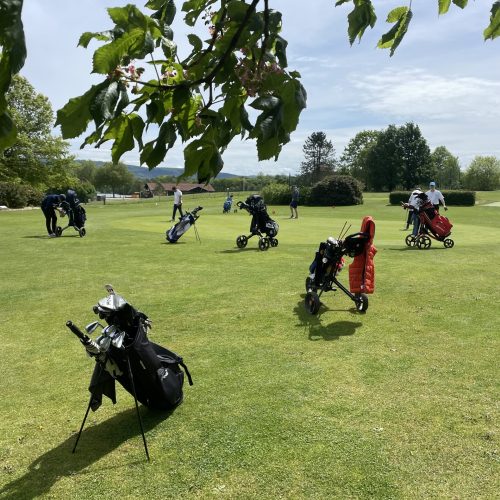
<box><xmin>157</xmin><ymin>365</ymin><xmax>184</xmax><ymax>408</ymax></box>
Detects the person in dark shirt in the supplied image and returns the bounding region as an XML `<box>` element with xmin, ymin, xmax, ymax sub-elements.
<box><xmin>289</xmin><ymin>186</ymin><xmax>299</xmax><ymax>219</ymax></box>
<box><xmin>41</xmin><ymin>193</ymin><xmax>65</xmax><ymax>237</ymax></box>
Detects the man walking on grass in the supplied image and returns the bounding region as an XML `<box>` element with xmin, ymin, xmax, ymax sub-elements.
<box><xmin>171</xmin><ymin>186</ymin><xmax>184</xmax><ymax>221</ymax></box>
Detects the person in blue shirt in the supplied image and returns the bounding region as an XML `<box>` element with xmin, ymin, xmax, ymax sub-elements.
<box><xmin>41</xmin><ymin>193</ymin><xmax>65</xmax><ymax>237</ymax></box>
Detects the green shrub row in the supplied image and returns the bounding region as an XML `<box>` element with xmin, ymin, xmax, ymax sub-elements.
<box><xmin>261</xmin><ymin>176</ymin><xmax>362</xmax><ymax>207</ymax></box>
<box><xmin>389</xmin><ymin>190</ymin><xmax>476</xmax><ymax>206</ymax></box>
<box><xmin>0</xmin><ymin>181</ymin><xmax>96</xmax><ymax>208</ymax></box>
<box><xmin>0</xmin><ymin>182</ymin><xmax>45</xmax><ymax>209</ymax></box>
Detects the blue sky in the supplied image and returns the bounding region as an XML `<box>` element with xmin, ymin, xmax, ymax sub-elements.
<box><xmin>20</xmin><ymin>1</ymin><xmax>500</xmax><ymax>176</ymax></box>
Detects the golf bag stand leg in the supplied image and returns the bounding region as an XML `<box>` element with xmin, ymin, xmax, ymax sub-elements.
<box><xmin>72</xmin><ymin>397</ymin><xmax>93</xmax><ymax>454</ymax></box>
<box><xmin>126</xmin><ymin>354</ymin><xmax>150</xmax><ymax>462</ymax></box>
<box><xmin>193</xmin><ymin>222</ymin><xmax>201</xmax><ymax>243</ymax></box>
<box><xmin>72</xmin><ymin>362</ymin><xmax>105</xmax><ymax>454</ymax></box>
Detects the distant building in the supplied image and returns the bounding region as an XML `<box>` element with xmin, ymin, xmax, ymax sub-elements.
<box><xmin>145</xmin><ymin>182</ymin><xmax>215</xmax><ymax>195</ymax></box>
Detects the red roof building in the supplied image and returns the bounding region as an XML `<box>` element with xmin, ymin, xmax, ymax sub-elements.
<box><xmin>145</xmin><ymin>182</ymin><xmax>215</xmax><ymax>194</ymax></box>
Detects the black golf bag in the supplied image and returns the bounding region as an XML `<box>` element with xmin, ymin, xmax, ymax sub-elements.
<box><xmin>57</xmin><ymin>190</ymin><xmax>87</xmax><ymax>237</ymax></box>
<box><xmin>166</xmin><ymin>206</ymin><xmax>202</xmax><ymax>243</ymax></box>
<box><xmin>67</xmin><ymin>287</ymin><xmax>193</xmax><ymax>412</ymax></box>
<box><xmin>236</xmin><ymin>194</ymin><xmax>279</xmax><ymax>251</ymax></box>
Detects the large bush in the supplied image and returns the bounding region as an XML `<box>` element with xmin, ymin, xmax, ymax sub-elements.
<box><xmin>389</xmin><ymin>190</ymin><xmax>475</xmax><ymax>206</ymax></box>
<box><xmin>45</xmin><ymin>181</ymin><xmax>96</xmax><ymax>203</ymax></box>
<box><xmin>0</xmin><ymin>182</ymin><xmax>44</xmax><ymax>208</ymax></box>
<box><xmin>261</xmin><ymin>183</ymin><xmax>292</xmax><ymax>205</ymax></box>
<box><xmin>308</xmin><ymin>175</ymin><xmax>363</xmax><ymax>206</ymax></box>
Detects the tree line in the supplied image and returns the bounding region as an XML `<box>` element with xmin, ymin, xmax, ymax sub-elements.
<box><xmin>297</xmin><ymin>128</ymin><xmax>500</xmax><ymax>192</ymax></box>
<box><xmin>1</xmin><ymin>75</ymin><xmax>499</xmax><ymax>210</ymax></box>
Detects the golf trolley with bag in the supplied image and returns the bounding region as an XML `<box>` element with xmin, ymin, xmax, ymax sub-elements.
<box><xmin>56</xmin><ymin>190</ymin><xmax>87</xmax><ymax>237</ymax></box>
<box><xmin>66</xmin><ymin>285</ymin><xmax>193</xmax><ymax>461</ymax></box>
<box><xmin>236</xmin><ymin>194</ymin><xmax>279</xmax><ymax>251</ymax></box>
<box><xmin>305</xmin><ymin>217</ymin><xmax>376</xmax><ymax>315</ymax></box>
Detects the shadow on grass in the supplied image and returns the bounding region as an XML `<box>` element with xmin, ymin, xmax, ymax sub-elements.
<box><xmin>387</xmin><ymin>246</ymin><xmax>446</xmax><ymax>251</ymax></box>
<box><xmin>0</xmin><ymin>407</ymin><xmax>169</xmax><ymax>499</ymax></box>
<box><xmin>22</xmin><ymin>235</ymin><xmax>80</xmax><ymax>239</ymax></box>
<box><xmin>218</xmin><ymin>247</ymin><xmax>260</xmax><ymax>254</ymax></box>
<box><xmin>293</xmin><ymin>297</ymin><xmax>362</xmax><ymax>341</ymax></box>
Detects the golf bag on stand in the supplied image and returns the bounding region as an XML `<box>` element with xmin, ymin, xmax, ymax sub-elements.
<box><xmin>66</xmin><ymin>285</ymin><xmax>193</xmax><ymax>461</ymax></box>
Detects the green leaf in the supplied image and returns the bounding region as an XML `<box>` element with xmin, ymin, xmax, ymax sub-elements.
<box><xmin>239</xmin><ymin>105</ymin><xmax>253</xmax><ymax>132</ymax></box>
<box><xmin>226</xmin><ymin>1</ymin><xmax>249</xmax><ymax>22</ymax></box>
<box><xmin>140</xmin><ymin>121</ymin><xmax>176</xmax><ymax>169</ymax></box>
<box><xmin>280</xmin><ymin>80</ymin><xmax>307</xmax><ymax>133</ymax></box>
<box><xmin>347</xmin><ymin>0</ymin><xmax>377</xmax><ymax>45</ymax></box>
<box><xmin>115</xmin><ymin>81</ymin><xmax>130</xmax><ymax>116</ymax></box>
<box><xmin>377</xmin><ymin>7</ymin><xmax>412</xmax><ymax>56</ymax></box>
<box><xmin>108</xmin><ymin>5</ymin><xmax>147</xmax><ymax>29</ymax></box>
<box><xmin>0</xmin><ymin>111</ymin><xmax>17</xmax><ymax>151</ymax></box>
<box><xmin>438</xmin><ymin>0</ymin><xmax>451</xmax><ymax>15</ymax></box>
<box><xmin>56</xmin><ymin>81</ymin><xmax>108</xmax><ymax>138</ymax></box>
<box><xmin>100</xmin><ymin>115</ymin><xmax>135</xmax><ymax>163</ymax></box>
<box><xmin>78</xmin><ymin>31</ymin><xmax>111</xmax><ymax>48</ymax></box>
<box><xmin>164</xmin><ymin>0</ymin><xmax>177</xmax><ymax>24</ymax></box>
<box><xmin>484</xmin><ymin>2</ymin><xmax>500</xmax><ymax>40</ymax></box>
<box><xmin>274</xmin><ymin>35</ymin><xmax>288</xmax><ymax>68</ymax></box>
<box><xmin>92</xmin><ymin>28</ymin><xmax>147</xmax><ymax>74</ymax></box>
<box><xmin>129</xmin><ymin>113</ymin><xmax>145</xmax><ymax>148</ymax></box>
<box><xmin>145</xmin><ymin>0</ymin><xmax>168</xmax><ymax>9</ymax></box>
<box><xmin>335</xmin><ymin>0</ymin><xmax>351</xmax><ymax>5</ymax></box>
<box><xmin>90</xmin><ymin>81</ymin><xmax>120</xmax><ymax>127</ymax></box>
<box><xmin>256</xmin><ymin>135</ymin><xmax>281</xmax><ymax>161</ymax></box>
<box><xmin>183</xmin><ymin>137</ymin><xmax>223</xmax><ymax>181</ymax></box>
<box><xmin>452</xmin><ymin>0</ymin><xmax>468</xmax><ymax>8</ymax></box>
<box><xmin>250</xmin><ymin>96</ymin><xmax>280</xmax><ymax>112</ymax></box>
<box><xmin>187</xmin><ymin>33</ymin><xmax>203</xmax><ymax>52</ymax></box>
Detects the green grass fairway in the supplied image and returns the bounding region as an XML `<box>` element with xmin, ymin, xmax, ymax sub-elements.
<box><xmin>1</xmin><ymin>192</ymin><xmax>499</xmax><ymax>499</ymax></box>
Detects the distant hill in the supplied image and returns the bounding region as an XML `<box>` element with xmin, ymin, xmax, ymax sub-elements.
<box><xmin>82</xmin><ymin>160</ymin><xmax>240</xmax><ymax>179</ymax></box>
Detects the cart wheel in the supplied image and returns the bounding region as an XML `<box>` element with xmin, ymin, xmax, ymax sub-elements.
<box><xmin>355</xmin><ymin>293</ymin><xmax>369</xmax><ymax>313</ymax></box>
<box><xmin>258</xmin><ymin>237</ymin><xmax>268</xmax><ymax>251</ymax></box>
<box><xmin>416</xmin><ymin>235</ymin><xmax>431</xmax><ymax>249</ymax></box>
<box><xmin>305</xmin><ymin>276</ymin><xmax>316</xmax><ymax>292</ymax></box>
<box><xmin>236</xmin><ymin>235</ymin><xmax>248</xmax><ymax>248</ymax></box>
<box><xmin>405</xmin><ymin>234</ymin><xmax>416</xmax><ymax>247</ymax></box>
<box><xmin>270</xmin><ymin>238</ymin><xmax>278</xmax><ymax>247</ymax></box>
<box><xmin>79</xmin><ymin>228</ymin><xmax>86</xmax><ymax>237</ymax></box>
<box><xmin>55</xmin><ymin>226</ymin><xmax>62</xmax><ymax>237</ymax></box>
<box><xmin>444</xmin><ymin>238</ymin><xmax>454</xmax><ymax>248</ymax></box>
<box><xmin>305</xmin><ymin>291</ymin><xmax>321</xmax><ymax>315</ymax></box>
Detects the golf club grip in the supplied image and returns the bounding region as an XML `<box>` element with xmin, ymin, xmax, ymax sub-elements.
<box><xmin>66</xmin><ymin>321</ymin><xmax>87</xmax><ymax>341</ymax></box>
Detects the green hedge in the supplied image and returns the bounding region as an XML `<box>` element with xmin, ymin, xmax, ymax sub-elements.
<box><xmin>308</xmin><ymin>175</ymin><xmax>363</xmax><ymax>206</ymax></box>
<box><xmin>260</xmin><ymin>183</ymin><xmax>292</xmax><ymax>205</ymax></box>
<box><xmin>389</xmin><ymin>190</ymin><xmax>476</xmax><ymax>206</ymax></box>
<box><xmin>0</xmin><ymin>182</ymin><xmax>44</xmax><ymax>209</ymax></box>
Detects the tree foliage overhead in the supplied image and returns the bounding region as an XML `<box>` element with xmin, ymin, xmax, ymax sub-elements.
<box><xmin>0</xmin><ymin>0</ymin><xmax>26</xmax><ymax>151</ymax></box>
<box><xmin>0</xmin><ymin>1</ymin><xmax>499</xmax><ymax>180</ymax></box>
<box><xmin>55</xmin><ymin>1</ymin><xmax>307</xmax><ymax>182</ymax></box>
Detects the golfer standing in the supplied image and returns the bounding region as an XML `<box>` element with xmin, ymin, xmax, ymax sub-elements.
<box><xmin>171</xmin><ymin>186</ymin><xmax>184</xmax><ymax>221</ymax></box>
<box><xmin>289</xmin><ymin>186</ymin><xmax>299</xmax><ymax>219</ymax></box>
<box><xmin>426</xmin><ymin>182</ymin><xmax>447</xmax><ymax>212</ymax></box>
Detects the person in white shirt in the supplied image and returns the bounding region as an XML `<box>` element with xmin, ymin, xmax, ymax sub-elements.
<box><xmin>426</xmin><ymin>182</ymin><xmax>447</xmax><ymax>212</ymax></box>
<box><xmin>403</xmin><ymin>188</ymin><xmax>431</xmax><ymax>236</ymax></box>
<box><xmin>404</xmin><ymin>187</ymin><xmax>421</xmax><ymax>230</ymax></box>
<box><xmin>171</xmin><ymin>186</ymin><xmax>184</xmax><ymax>221</ymax></box>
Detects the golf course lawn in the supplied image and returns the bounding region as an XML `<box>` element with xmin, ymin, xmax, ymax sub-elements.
<box><xmin>0</xmin><ymin>192</ymin><xmax>498</xmax><ymax>499</ymax></box>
